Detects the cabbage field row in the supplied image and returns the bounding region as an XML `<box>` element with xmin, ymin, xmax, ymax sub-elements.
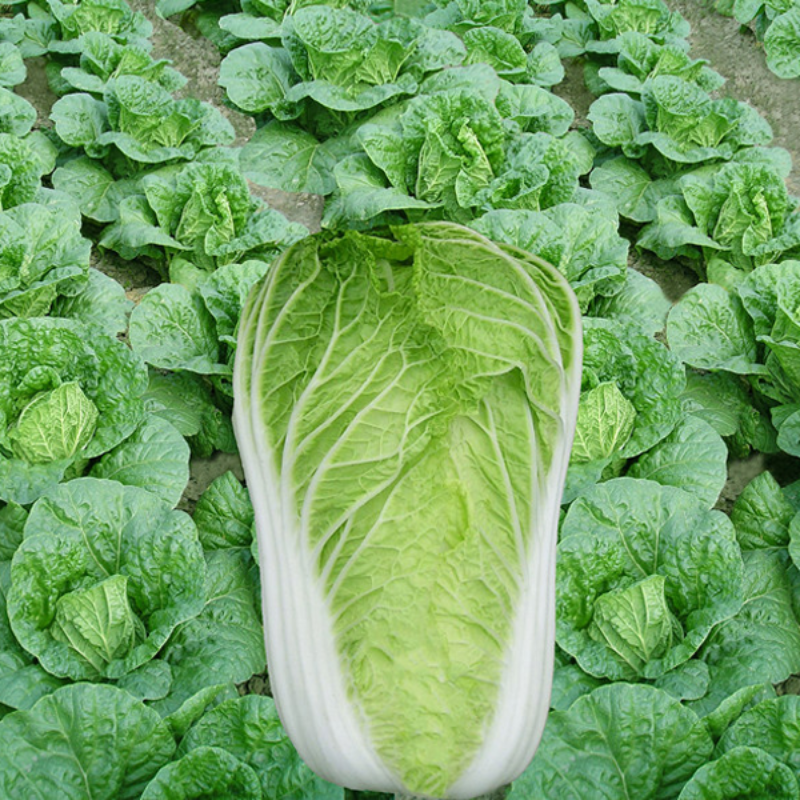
<box><xmin>0</xmin><ymin>0</ymin><xmax>799</xmax><ymax>798</ymax></box>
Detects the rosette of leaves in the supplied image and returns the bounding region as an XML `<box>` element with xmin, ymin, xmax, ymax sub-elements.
<box><xmin>0</xmin><ymin>132</ymin><xmax>57</xmax><ymax>212</ymax></box>
<box><xmin>715</xmin><ymin>0</ymin><xmax>800</xmax><ymax>80</ymax></box>
<box><xmin>564</xmin><ymin>316</ymin><xmax>687</xmax><ymax>501</ymax></box>
<box><xmin>218</xmin><ymin>4</ymin><xmax>468</xmax><ymax>136</ymax></box>
<box><xmin>0</xmin><ymin>317</ymin><xmax>148</xmax><ymax>504</ymax></box>
<box><xmin>637</xmin><ymin>159</ymin><xmax>800</xmax><ymax>268</ymax></box>
<box><xmin>99</xmin><ymin>155</ymin><xmax>308</xmax><ymax>270</ymax></box>
<box><xmin>44</xmin><ymin>0</ymin><xmax>153</xmax><ymax>54</ymax></box>
<box><xmin>556</xmin><ymin>477</ymin><xmax>745</xmax><ymax>681</ymax></box>
<box><xmin>471</xmin><ymin>203</ymin><xmax>629</xmax><ymax>311</ymax></box>
<box><xmin>0</xmin><ymin>200</ymin><xmax>90</xmax><ymax>319</ymax></box>
<box><xmin>50</xmin><ymin>74</ymin><xmax>235</xmax><ymax>168</ymax></box>
<box><xmin>667</xmin><ymin>264</ymin><xmax>800</xmax><ymax>459</ymax></box>
<box><xmin>588</xmin><ymin>75</ymin><xmax>772</xmax><ymax>170</ymax></box>
<box><xmin>323</xmin><ymin>82</ymin><xmax>590</xmax><ymax>228</ymax></box>
<box><xmin>53</xmin><ymin>30</ymin><xmax>187</xmax><ymax>96</ymax></box>
<box><xmin>586</xmin><ymin>30</ymin><xmax>725</xmax><ymax>97</ymax></box>
<box><xmin>7</xmin><ymin>477</ymin><xmax>206</xmax><ymax>682</ymax></box>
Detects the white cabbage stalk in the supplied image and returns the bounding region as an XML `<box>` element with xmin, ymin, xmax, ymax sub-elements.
<box><xmin>233</xmin><ymin>222</ymin><xmax>582</xmax><ymax>799</ymax></box>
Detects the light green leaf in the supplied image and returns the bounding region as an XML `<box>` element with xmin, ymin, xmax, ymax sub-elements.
<box><xmin>8</xmin><ymin>381</ymin><xmax>98</xmax><ymax>465</ymax></box>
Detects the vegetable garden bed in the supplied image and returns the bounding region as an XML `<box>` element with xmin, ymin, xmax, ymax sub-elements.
<box><xmin>0</xmin><ymin>0</ymin><xmax>799</xmax><ymax>798</ymax></box>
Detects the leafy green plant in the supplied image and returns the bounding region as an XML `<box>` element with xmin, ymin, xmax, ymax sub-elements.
<box><xmin>233</xmin><ymin>222</ymin><xmax>582</xmax><ymax>797</ymax></box>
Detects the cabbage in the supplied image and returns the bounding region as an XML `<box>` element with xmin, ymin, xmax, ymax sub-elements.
<box><xmin>232</xmin><ymin>222</ymin><xmax>582</xmax><ymax>798</ymax></box>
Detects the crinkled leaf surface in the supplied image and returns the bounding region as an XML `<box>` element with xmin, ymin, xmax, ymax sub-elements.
<box><xmin>8</xmin><ymin>478</ymin><xmax>205</xmax><ymax>681</ymax></box>
<box><xmin>557</xmin><ymin>478</ymin><xmax>744</xmax><ymax>680</ymax></box>
<box><xmin>0</xmin><ymin>682</ymin><xmax>175</xmax><ymax>800</ymax></box>
<box><xmin>179</xmin><ymin>695</ymin><xmax>344</xmax><ymax>800</ymax></box>
<box><xmin>507</xmin><ymin>683</ymin><xmax>713</xmax><ymax>799</ymax></box>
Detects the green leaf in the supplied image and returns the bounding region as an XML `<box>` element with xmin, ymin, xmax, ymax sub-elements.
<box><xmin>508</xmin><ymin>683</ymin><xmax>713</xmax><ymax>799</ymax></box>
<box><xmin>50</xmin><ymin>92</ymin><xmax>109</xmax><ymax>152</ymax></box>
<box><xmin>0</xmin><ymin>683</ymin><xmax>175</xmax><ymax>799</ymax></box>
<box><xmin>180</xmin><ymin>695</ymin><xmax>344</xmax><ymax>800</ymax></box>
<box><xmin>141</xmin><ymin>746</ymin><xmax>262</xmax><ymax>800</ymax></box>
<box><xmin>152</xmin><ymin>549</ymin><xmax>265</xmax><ymax>717</ymax></box>
<box><xmin>52</xmin><ymin>267</ymin><xmax>132</xmax><ymax>336</ymax></box>
<box><xmin>129</xmin><ymin>283</ymin><xmax>228</xmax><ymax>375</ymax></box>
<box><xmin>667</xmin><ymin>283</ymin><xmax>765</xmax><ymax>374</ymax></box>
<box><xmin>732</xmin><ymin>471</ymin><xmax>796</xmax><ymax>551</ymax></box>
<box><xmin>0</xmin><ymin>87</ymin><xmax>36</xmax><ymax>137</ymax></box>
<box><xmin>678</xmin><ymin>746</ymin><xmax>799</xmax><ymax>799</ymax></box>
<box><xmin>240</xmin><ymin>121</ymin><xmax>337</xmax><ymax>195</ymax></box>
<box><xmin>193</xmin><ymin>472</ymin><xmax>254</xmax><ymax>551</ymax></box>
<box><xmin>89</xmin><ymin>416</ymin><xmax>190</xmax><ymax>508</ymax></box>
<box><xmin>693</xmin><ymin>550</ymin><xmax>800</xmax><ymax>716</ymax></box>
<box><xmin>8</xmin><ymin>478</ymin><xmax>205</xmax><ymax>681</ymax></box>
<box><xmin>219</xmin><ymin>42</ymin><xmax>295</xmax><ymax>114</ymax></box>
<box><xmin>627</xmin><ymin>415</ymin><xmax>728</xmax><ymax>508</ymax></box>
<box><xmin>718</xmin><ymin>695</ymin><xmax>800</xmax><ymax>774</ymax></box>
<box><xmin>764</xmin><ymin>8</ymin><xmax>800</xmax><ymax>79</ymax></box>
<box><xmin>557</xmin><ymin>478</ymin><xmax>744</xmax><ymax>680</ymax></box>
<box><xmin>52</xmin><ymin>156</ymin><xmax>136</xmax><ymax>223</ymax></box>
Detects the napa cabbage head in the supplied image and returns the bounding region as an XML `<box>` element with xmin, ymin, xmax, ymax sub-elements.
<box><xmin>233</xmin><ymin>222</ymin><xmax>582</xmax><ymax>798</ymax></box>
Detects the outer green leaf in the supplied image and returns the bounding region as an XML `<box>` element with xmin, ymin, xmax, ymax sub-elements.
<box><xmin>0</xmin><ymin>87</ymin><xmax>36</xmax><ymax>138</ymax></box>
<box><xmin>764</xmin><ymin>8</ymin><xmax>800</xmax><ymax>79</ymax></box>
<box><xmin>219</xmin><ymin>43</ymin><xmax>295</xmax><ymax>114</ymax></box>
<box><xmin>508</xmin><ymin>683</ymin><xmax>713</xmax><ymax>799</ymax></box>
<box><xmin>151</xmin><ymin>549</ymin><xmax>265</xmax><ymax>716</ymax></box>
<box><xmin>718</xmin><ymin>695</ymin><xmax>800</xmax><ymax>775</ymax></box>
<box><xmin>89</xmin><ymin>416</ymin><xmax>190</xmax><ymax>508</ymax></box>
<box><xmin>52</xmin><ymin>267</ymin><xmax>132</xmax><ymax>336</ymax></box>
<box><xmin>51</xmin><ymin>156</ymin><xmax>136</xmax><ymax>223</ymax></box>
<box><xmin>180</xmin><ymin>695</ymin><xmax>344</xmax><ymax>800</ymax></box>
<box><xmin>0</xmin><ymin>683</ymin><xmax>175</xmax><ymax>799</ymax></box>
<box><xmin>677</xmin><ymin>746</ymin><xmax>799</xmax><ymax>799</ymax></box>
<box><xmin>627</xmin><ymin>415</ymin><xmax>728</xmax><ymax>508</ymax></box>
<box><xmin>240</xmin><ymin>121</ymin><xmax>337</xmax><ymax>195</ymax></box>
<box><xmin>731</xmin><ymin>471</ymin><xmax>795</xmax><ymax>551</ymax></box>
<box><xmin>667</xmin><ymin>283</ymin><xmax>765</xmax><ymax>374</ymax></box>
<box><xmin>590</xmin><ymin>267</ymin><xmax>671</xmax><ymax>335</ymax></box>
<box><xmin>693</xmin><ymin>550</ymin><xmax>800</xmax><ymax>716</ymax></box>
<box><xmin>193</xmin><ymin>472</ymin><xmax>254</xmax><ymax>551</ymax></box>
<box><xmin>141</xmin><ymin>746</ymin><xmax>262</xmax><ymax>800</ymax></box>
<box><xmin>129</xmin><ymin>283</ymin><xmax>228</xmax><ymax>375</ymax></box>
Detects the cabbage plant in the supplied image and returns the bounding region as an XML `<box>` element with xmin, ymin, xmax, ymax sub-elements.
<box><xmin>233</xmin><ymin>222</ymin><xmax>582</xmax><ymax>798</ymax></box>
